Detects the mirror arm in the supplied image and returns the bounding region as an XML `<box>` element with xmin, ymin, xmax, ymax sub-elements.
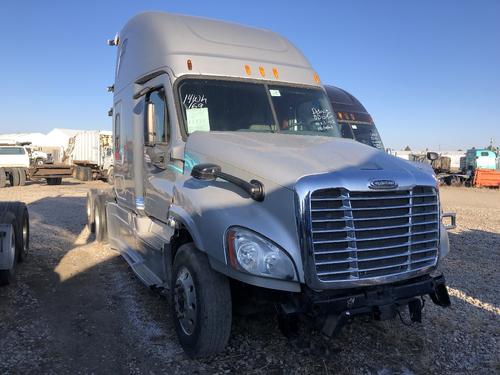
<box><xmin>191</xmin><ymin>163</ymin><xmax>265</xmax><ymax>201</ymax></box>
<box><xmin>215</xmin><ymin>171</ymin><xmax>265</xmax><ymax>202</ymax></box>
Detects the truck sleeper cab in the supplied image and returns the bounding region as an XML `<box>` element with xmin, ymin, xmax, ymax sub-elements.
<box><xmin>88</xmin><ymin>12</ymin><xmax>454</xmax><ymax>358</ymax></box>
<box><xmin>324</xmin><ymin>85</ymin><xmax>384</xmax><ymax>150</ymax></box>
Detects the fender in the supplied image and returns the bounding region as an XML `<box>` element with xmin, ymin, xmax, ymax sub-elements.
<box><xmin>168</xmin><ymin>204</ymin><xmax>206</xmax><ymax>252</ymax></box>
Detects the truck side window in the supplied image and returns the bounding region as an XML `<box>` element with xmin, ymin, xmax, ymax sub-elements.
<box><xmin>148</xmin><ymin>90</ymin><xmax>169</xmax><ymax>143</ymax></box>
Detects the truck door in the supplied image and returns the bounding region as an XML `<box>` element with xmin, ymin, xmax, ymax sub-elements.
<box><xmin>113</xmin><ymin>101</ymin><xmax>127</xmax><ymax>203</ymax></box>
<box><xmin>142</xmin><ymin>86</ymin><xmax>173</xmax><ymax>221</ymax></box>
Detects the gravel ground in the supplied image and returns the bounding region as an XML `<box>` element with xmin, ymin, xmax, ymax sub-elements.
<box><xmin>0</xmin><ymin>181</ymin><xmax>498</xmax><ymax>374</ymax></box>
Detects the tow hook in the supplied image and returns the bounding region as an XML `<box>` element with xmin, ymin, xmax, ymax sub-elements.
<box><xmin>430</xmin><ymin>283</ymin><xmax>451</xmax><ymax>307</ymax></box>
<box><xmin>442</xmin><ymin>212</ymin><xmax>456</xmax><ymax>230</ymax></box>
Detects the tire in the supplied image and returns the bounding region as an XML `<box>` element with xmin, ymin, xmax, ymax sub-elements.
<box><xmin>171</xmin><ymin>243</ymin><xmax>232</xmax><ymax>357</ymax></box>
<box><xmin>0</xmin><ymin>211</ymin><xmax>18</xmax><ymax>285</ymax></box>
<box><xmin>0</xmin><ymin>202</ymin><xmax>29</xmax><ymax>262</ymax></box>
<box><xmin>18</xmin><ymin>169</ymin><xmax>26</xmax><ymax>186</ymax></box>
<box><xmin>35</xmin><ymin>158</ymin><xmax>44</xmax><ymax>166</ymax></box>
<box><xmin>450</xmin><ymin>176</ymin><xmax>462</xmax><ymax>187</ymax></box>
<box><xmin>86</xmin><ymin>192</ymin><xmax>95</xmax><ymax>233</ymax></box>
<box><xmin>107</xmin><ymin>167</ymin><xmax>114</xmax><ymax>185</ymax></box>
<box><xmin>85</xmin><ymin>167</ymin><xmax>93</xmax><ymax>181</ymax></box>
<box><xmin>94</xmin><ymin>195</ymin><xmax>107</xmax><ymax>243</ymax></box>
<box><xmin>0</xmin><ymin>168</ymin><xmax>6</xmax><ymax>188</ymax></box>
<box><xmin>75</xmin><ymin>166</ymin><xmax>84</xmax><ymax>181</ymax></box>
<box><xmin>9</xmin><ymin>168</ymin><xmax>20</xmax><ymax>187</ymax></box>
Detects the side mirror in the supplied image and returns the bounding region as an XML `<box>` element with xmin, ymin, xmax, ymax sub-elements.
<box><xmin>427</xmin><ymin>152</ymin><xmax>439</xmax><ymax>161</ymax></box>
<box><xmin>145</xmin><ymin>102</ymin><xmax>156</xmax><ymax>146</ymax></box>
<box><xmin>191</xmin><ymin>163</ymin><xmax>221</xmax><ymax>181</ymax></box>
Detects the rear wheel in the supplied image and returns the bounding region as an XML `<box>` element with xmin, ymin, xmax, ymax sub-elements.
<box><xmin>171</xmin><ymin>243</ymin><xmax>232</xmax><ymax>357</ymax></box>
<box><xmin>0</xmin><ymin>168</ymin><xmax>6</xmax><ymax>188</ymax></box>
<box><xmin>85</xmin><ymin>167</ymin><xmax>93</xmax><ymax>181</ymax></box>
<box><xmin>46</xmin><ymin>177</ymin><xmax>62</xmax><ymax>185</ymax></box>
<box><xmin>86</xmin><ymin>192</ymin><xmax>95</xmax><ymax>233</ymax></box>
<box><xmin>9</xmin><ymin>168</ymin><xmax>20</xmax><ymax>186</ymax></box>
<box><xmin>18</xmin><ymin>169</ymin><xmax>26</xmax><ymax>186</ymax></box>
<box><xmin>449</xmin><ymin>176</ymin><xmax>462</xmax><ymax>187</ymax></box>
<box><xmin>94</xmin><ymin>195</ymin><xmax>107</xmax><ymax>243</ymax></box>
<box><xmin>0</xmin><ymin>211</ymin><xmax>18</xmax><ymax>285</ymax></box>
<box><xmin>4</xmin><ymin>202</ymin><xmax>29</xmax><ymax>262</ymax></box>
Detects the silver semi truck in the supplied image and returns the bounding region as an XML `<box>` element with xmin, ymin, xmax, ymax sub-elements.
<box><xmin>87</xmin><ymin>12</ymin><xmax>455</xmax><ymax>357</ymax></box>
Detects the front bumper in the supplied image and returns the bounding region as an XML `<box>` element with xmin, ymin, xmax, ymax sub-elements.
<box><xmin>279</xmin><ymin>272</ymin><xmax>450</xmax><ymax>335</ymax></box>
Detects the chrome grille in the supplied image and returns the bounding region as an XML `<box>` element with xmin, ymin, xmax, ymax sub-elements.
<box><xmin>309</xmin><ymin>186</ymin><xmax>439</xmax><ymax>282</ymax></box>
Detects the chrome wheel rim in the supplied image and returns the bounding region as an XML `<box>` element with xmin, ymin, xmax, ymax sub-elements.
<box><xmin>87</xmin><ymin>198</ymin><xmax>92</xmax><ymax>222</ymax></box>
<box><xmin>22</xmin><ymin>216</ymin><xmax>28</xmax><ymax>253</ymax></box>
<box><xmin>95</xmin><ymin>206</ymin><xmax>100</xmax><ymax>234</ymax></box>
<box><xmin>174</xmin><ymin>267</ymin><xmax>197</xmax><ymax>336</ymax></box>
<box><xmin>9</xmin><ymin>225</ymin><xmax>15</xmax><ymax>267</ymax></box>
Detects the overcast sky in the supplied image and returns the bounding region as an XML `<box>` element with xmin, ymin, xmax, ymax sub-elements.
<box><xmin>0</xmin><ymin>0</ymin><xmax>498</xmax><ymax>150</ymax></box>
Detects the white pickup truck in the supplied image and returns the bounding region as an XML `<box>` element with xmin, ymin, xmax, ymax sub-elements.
<box><xmin>0</xmin><ymin>144</ymin><xmax>30</xmax><ymax>187</ymax></box>
<box><xmin>0</xmin><ymin>143</ymin><xmax>72</xmax><ymax>187</ymax></box>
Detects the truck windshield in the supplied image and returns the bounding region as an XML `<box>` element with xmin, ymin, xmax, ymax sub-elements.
<box><xmin>349</xmin><ymin>122</ymin><xmax>384</xmax><ymax>150</ymax></box>
<box><xmin>178</xmin><ymin>79</ymin><xmax>340</xmax><ymax>137</ymax></box>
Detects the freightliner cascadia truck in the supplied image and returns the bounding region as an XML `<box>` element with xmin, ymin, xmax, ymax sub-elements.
<box><xmin>87</xmin><ymin>12</ymin><xmax>456</xmax><ymax>357</ymax></box>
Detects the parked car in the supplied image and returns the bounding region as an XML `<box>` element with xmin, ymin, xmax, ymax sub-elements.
<box><xmin>88</xmin><ymin>12</ymin><xmax>456</xmax><ymax>357</ymax></box>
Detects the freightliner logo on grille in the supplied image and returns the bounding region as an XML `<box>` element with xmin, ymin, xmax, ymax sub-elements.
<box><xmin>368</xmin><ymin>179</ymin><xmax>398</xmax><ymax>190</ymax></box>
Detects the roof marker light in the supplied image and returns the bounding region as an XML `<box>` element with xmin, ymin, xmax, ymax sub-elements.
<box><xmin>313</xmin><ymin>73</ymin><xmax>320</xmax><ymax>84</ymax></box>
<box><xmin>272</xmin><ymin>67</ymin><xmax>279</xmax><ymax>79</ymax></box>
<box><xmin>187</xmin><ymin>59</ymin><xmax>193</xmax><ymax>71</ymax></box>
<box><xmin>259</xmin><ymin>66</ymin><xmax>265</xmax><ymax>77</ymax></box>
<box><xmin>244</xmin><ymin>64</ymin><xmax>252</xmax><ymax>76</ymax></box>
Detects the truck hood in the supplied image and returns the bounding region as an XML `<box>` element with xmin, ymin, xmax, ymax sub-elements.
<box><xmin>185</xmin><ymin>131</ymin><xmax>436</xmax><ymax>189</ymax></box>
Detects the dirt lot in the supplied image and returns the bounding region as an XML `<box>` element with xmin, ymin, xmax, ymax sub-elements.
<box><xmin>0</xmin><ymin>181</ymin><xmax>498</xmax><ymax>374</ymax></box>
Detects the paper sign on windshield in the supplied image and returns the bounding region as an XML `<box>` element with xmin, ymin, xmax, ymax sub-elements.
<box><xmin>186</xmin><ymin>107</ymin><xmax>210</xmax><ymax>133</ymax></box>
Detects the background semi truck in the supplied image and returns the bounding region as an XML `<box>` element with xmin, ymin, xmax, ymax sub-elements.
<box><xmin>410</xmin><ymin>148</ymin><xmax>500</xmax><ymax>187</ymax></box>
<box><xmin>64</xmin><ymin>130</ymin><xmax>114</xmax><ymax>183</ymax></box>
<box><xmin>324</xmin><ymin>85</ymin><xmax>385</xmax><ymax>150</ymax></box>
<box><xmin>87</xmin><ymin>12</ymin><xmax>455</xmax><ymax>357</ymax></box>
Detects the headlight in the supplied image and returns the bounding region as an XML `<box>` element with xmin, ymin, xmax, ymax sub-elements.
<box><xmin>226</xmin><ymin>227</ymin><xmax>297</xmax><ymax>281</ymax></box>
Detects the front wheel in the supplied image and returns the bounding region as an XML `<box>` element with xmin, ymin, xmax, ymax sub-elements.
<box><xmin>171</xmin><ymin>243</ymin><xmax>232</xmax><ymax>358</ymax></box>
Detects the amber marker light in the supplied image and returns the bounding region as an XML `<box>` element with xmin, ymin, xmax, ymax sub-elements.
<box><xmin>187</xmin><ymin>59</ymin><xmax>193</xmax><ymax>70</ymax></box>
<box><xmin>244</xmin><ymin>64</ymin><xmax>252</xmax><ymax>76</ymax></box>
<box><xmin>259</xmin><ymin>66</ymin><xmax>265</xmax><ymax>77</ymax></box>
<box><xmin>272</xmin><ymin>67</ymin><xmax>279</xmax><ymax>79</ymax></box>
<box><xmin>313</xmin><ymin>72</ymin><xmax>320</xmax><ymax>83</ymax></box>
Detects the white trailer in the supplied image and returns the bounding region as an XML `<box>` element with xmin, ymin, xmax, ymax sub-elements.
<box><xmin>65</xmin><ymin>131</ymin><xmax>114</xmax><ymax>182</ymax></box>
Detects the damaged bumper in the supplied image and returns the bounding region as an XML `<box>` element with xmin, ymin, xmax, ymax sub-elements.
<box><xmin>280</xmin><ymin>273</ymin><xmax>451</xmax><ymax>336</ymax></box>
